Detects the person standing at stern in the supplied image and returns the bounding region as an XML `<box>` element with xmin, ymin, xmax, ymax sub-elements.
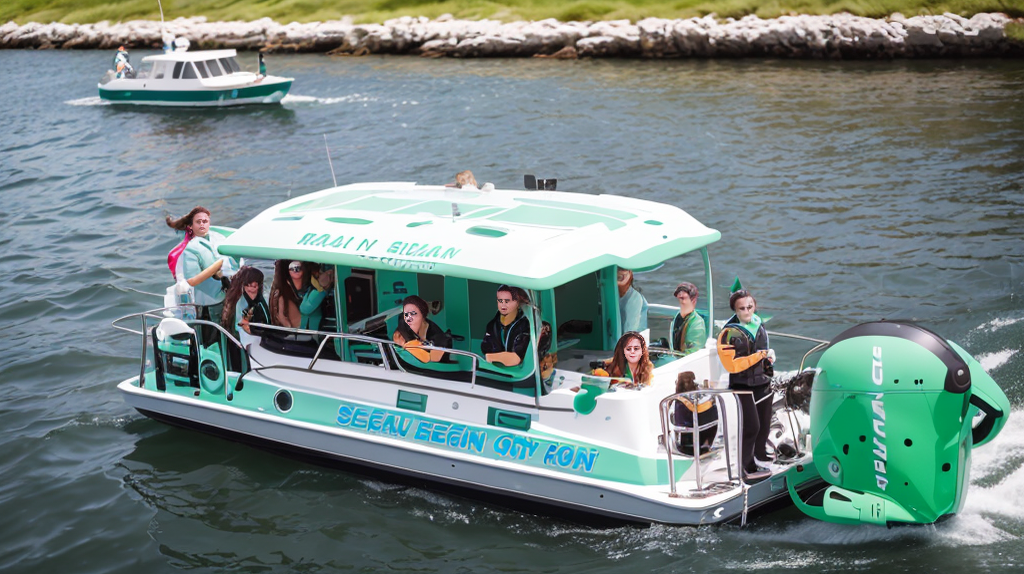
<box><xmin>716</xmin><ymin>289</ymin><xmax>774</xmax><ymax>481</ymax></box>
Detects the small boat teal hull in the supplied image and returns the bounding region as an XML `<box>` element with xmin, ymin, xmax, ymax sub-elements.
<box><xmin>99</xmin><ymin>78</ymin><xmax>292</xmax><ymax>107</ymax></box>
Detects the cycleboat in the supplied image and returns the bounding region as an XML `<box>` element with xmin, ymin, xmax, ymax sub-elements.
<box><xmin>113</xmin><ymin>181</ymin><xmax>1010</xmax><ymax>526</ymax></box>
<box><xmin>98</xmin><ymin>47</ymin><xmax>292</xmax><ymax>107</ymax></box>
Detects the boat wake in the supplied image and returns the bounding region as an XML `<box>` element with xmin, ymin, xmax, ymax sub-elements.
<box><xmin>281</xmin><ymin>93</ymin><xmax>379</xmax><ymax>106</ymax></box>
<box><xmin>65</xmin><ymin>96</ymin><xmax>109</xmax><ymax>106</ymax></box>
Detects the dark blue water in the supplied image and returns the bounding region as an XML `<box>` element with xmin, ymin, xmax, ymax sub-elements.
<box><xmin>1</xmin><ymin>49</ymin><xmax>1023</xmax><ymax>573</ymax></box>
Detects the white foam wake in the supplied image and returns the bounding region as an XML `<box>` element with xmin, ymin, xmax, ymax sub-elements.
<box><xmin>973</xmin><ymin>316</ymin><xmax>1024</xmax><ymax>333</ymax></box>
<box><xmin>281</xmin><ymin>93</ymin><xmax>378</xmax><ymax>106</ymax></box>
<box><xmin>65</xmin><ymin>96</ymin><xmax>109</xmax><ymax>106</ymax></box>
<box><xmin>977</xmin><ymin>348</ymin><xmax>1019</xmax><ymax>371</ymax></box>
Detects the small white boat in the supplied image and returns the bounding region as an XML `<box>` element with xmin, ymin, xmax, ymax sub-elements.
<box><xmin>98</xmin><ymin>48</ymin><xmax>292</xmax><ymax>107</ymax></box>
<box><xmin>113</xmin><ymin>180</ymin><xmax>1009</xmax><ymax>526</ymax></box>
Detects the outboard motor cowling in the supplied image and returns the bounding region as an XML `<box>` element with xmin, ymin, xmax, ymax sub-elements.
<box><xmin>789</xmin><ymin>321</ymin><xmax>1010</xmax><ymax>525</ymax></box>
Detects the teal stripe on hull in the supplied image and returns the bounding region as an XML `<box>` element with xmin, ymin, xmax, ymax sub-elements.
<box><xmin>99</xmin><ymin>80</ymin><xmax>292</xmax><ymax>105</ymax></box>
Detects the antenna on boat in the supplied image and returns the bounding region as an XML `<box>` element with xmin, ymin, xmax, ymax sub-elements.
<box><xmin>157</xmin><ymin>0</ymin><xmax>171</xmax><ymax>53</ymax></box>
<box><xmin>323</xmin><ymin>134</ymin><xmax>338</xmax><ymax>188</ymax></box>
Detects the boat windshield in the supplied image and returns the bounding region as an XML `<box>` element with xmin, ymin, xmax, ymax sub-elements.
<box><xmin>219</xmin><ymin>57</ymin><xmax>241</xmax><ymax>74</ymax></box>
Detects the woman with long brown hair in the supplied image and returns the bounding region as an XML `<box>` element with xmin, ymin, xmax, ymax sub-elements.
<box><xmin>269</xmin><ymin>260</ymin><xmax>303</xmax><ymax>328</ymax></box>
<box><xmin>268</xmin><ymin>260</ymin><xmax>334</xmax><ymax>330</ymax></box>
<box><xmin>220</xmin><ymin>265</ymin><xmax>270</xmax><ymax>346</ymax></box>
<box><xmin>598</xmin><ymin>331</ymin><xmax>654</xmax><ymax>388</ymax></box>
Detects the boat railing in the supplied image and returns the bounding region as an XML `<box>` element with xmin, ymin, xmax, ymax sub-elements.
<box><xmin>659</xmin><ymin>389</ymin><xmax>751</xmax><ymax>496</ymax></box>
<box><xmin>245</xmin><ymin>322</ymin><xmax>483</xmax><ymax>388</ymax></box>
<box><xmin>763</xmin><ymin>330</ymin><xmax>829</xmax><ymax>458</ymax></box>
<box><xmin>112</xmin><ymin>306</ymin><xmax>254</xmax><ymax>401</ymax></box>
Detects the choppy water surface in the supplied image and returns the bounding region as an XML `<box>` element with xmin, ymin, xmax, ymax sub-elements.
<box><xmin>1</xmin><ymin>50</ymin><xmax>1023</xmax><ymax>573</ymax></box>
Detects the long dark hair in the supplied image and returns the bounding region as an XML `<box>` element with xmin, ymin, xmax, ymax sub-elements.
<box><xmin>395</xmin><ymin>295</ymin><xmax>430</xmax><ymax>342</ymax></box>
<box><xmin>269</xmin><ymin>260</ymin><xmax>307</xmax><ymax>323</ymax></box>
<box><xmin>221</xmin><ymin>266</ymin><xmax>265</xmax><ymax>329</ymax></box>
<box><xmin>607</xmin><ymin>331</ymin><xmax>653</xmax><ymax>386</ymax></box>
<box><xmin>166</xmin><ymin>206</ymin><xmax>210</xmax><ymax>232</ymax></box>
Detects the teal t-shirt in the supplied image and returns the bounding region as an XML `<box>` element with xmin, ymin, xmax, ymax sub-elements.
<box><xmin>619</xmin><ymin>287</ymin><xmax>649</xmax><ymax>334</ymax></box>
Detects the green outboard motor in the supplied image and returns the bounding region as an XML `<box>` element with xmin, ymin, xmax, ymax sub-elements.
<box><xmin>789</xmin><ymin>321</ymin><xmax>1010</xmax><ymax>525</ymax></box>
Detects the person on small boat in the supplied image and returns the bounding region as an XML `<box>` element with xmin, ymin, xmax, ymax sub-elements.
<box><xmin>672</xmin><ymin>371</ymin><xmax>718</xmax><ymax>455</ymax></box>
<box><xmin>592</xmin><ymin>331</ymin><xmax>653</xmax><ymax>388</ymax></box>
<box><xmin>269</xmin><ymin>260</ymin><xmax>300</xmax><ymax>329</ymax></box>
<box><xmin>221</xmin><ymin>265</ymin><xmax>270</xmax><ymax>348</ymax></box>
<box><xmin>258</xmin><ymin>52</ymin><xmax>267</xmax><ymax>78</ymax></box>
<box><xmin>447</xmin><ymin>170</ymin><xmax>478</xmax><ymax>190</ymax></box>
<box><xmin>671</xmin><ymin>282</ymin><xmax>706</xmax><ymax>356</ymax></box>
<box><xmin>113</xmin><ymin>46</ymin><xmax>134</xmax><ymax>79</ymax></box>
<box><xmin>481</xmin><ymin>285</ymin><xmax>531</xmax><ymax>367</ymax></box>
<box><xmin>617</xmin><ymin>268</ymin><xmax>648</xmax><ymax>335</ymax></box>
<box><xmin>269</xmin><ymin>261</ymin><xmax>333</xmax><ymax>331</ymax></box>
<box><xmin>393</xmin><ymin>295</ymin><xmax>451</xmax><ymax>363</ymax></box>
<box><xmin>165</xmin><ymin>206</ymin><xmax>231</xmax><ymax>345</ymax></box>
<box><xmin>716</xmin><ymin>289</ymin><xmax>775</xmax><ymax>480</ymax></box>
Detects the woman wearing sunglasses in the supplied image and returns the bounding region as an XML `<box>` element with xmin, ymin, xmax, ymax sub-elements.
<box><xmin>269</xmin><ymin>260</ymin><xmax>334</xmax><ymax>331</ymax></box>
<box><xmin>393</xmin><ymin>295</ymin><xmax>451</xmax><ymax>363</ymax></box>
<box><xmin>716</xmin><ymin>289</ymin><xmax>774</xmax><ymax>481</ymax></box>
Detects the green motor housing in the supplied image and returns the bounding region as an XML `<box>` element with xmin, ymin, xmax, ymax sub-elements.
<box><xmin>789</xmin><ymin>321</ymin><xmax>1010</xmax><ymax>525</ymax></box>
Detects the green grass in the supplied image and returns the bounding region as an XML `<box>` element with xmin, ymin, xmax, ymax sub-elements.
<box><xmin>2</xmin><ymin>0</ymin><xmax>1022</xmax><ymax>25</ymax></box>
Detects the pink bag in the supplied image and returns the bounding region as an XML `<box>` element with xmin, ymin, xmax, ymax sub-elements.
<box><xmin>167</xmin><ymin>229</ymin><xmax>194</xmax><ymax>279</ymax></box>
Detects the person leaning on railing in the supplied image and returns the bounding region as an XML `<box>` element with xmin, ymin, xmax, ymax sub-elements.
<box><xmin>481</xmin><ymin>285</ymin><xmax>531</xmax><ymax>367</ymax></box>
<box><xmin>393</xmin><ymin>295</ymin><xmax>451</xmax><ymax>363</ymax></box>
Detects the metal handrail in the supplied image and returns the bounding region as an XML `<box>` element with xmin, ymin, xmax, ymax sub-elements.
<box><xmin>659</xmin><ymin>389</ymin><xmax>752</xmax><ymax>497</ymax></box>
<box><xmin>763</xmin><ymin>330</ymin><xmax>830</xmax><ymax>458</ymax></box>
<box><xmin>111</xmin><ymin>306</ymin><xmax>257</xmax><ymax>399</ymax></box>
<box><xmin>221</xmin><ymin>321</ymin><xmax>488</xmax><ymax>388</ymax></box>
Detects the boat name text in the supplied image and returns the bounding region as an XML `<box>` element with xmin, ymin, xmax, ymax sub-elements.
<box><xmin>336</xmin><ymin>402</ymin><xmax>598</xmax><ymax>473</ymax></box>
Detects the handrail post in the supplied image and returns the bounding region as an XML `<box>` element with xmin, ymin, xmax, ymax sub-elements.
<box><xmin>138</xmin><ymin>314</ymin><xmax>149</xmax><ymax>388</ymax></box>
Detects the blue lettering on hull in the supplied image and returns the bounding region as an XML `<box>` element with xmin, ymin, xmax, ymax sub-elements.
<box><xmin>335</xmin><ymin>401</ymin><xmax>599</xmax><ymax>473</ymax></box>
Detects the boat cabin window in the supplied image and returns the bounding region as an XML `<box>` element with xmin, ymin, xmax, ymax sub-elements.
<box><xmin>206</xmin><ymin>60</ymin><xmax>223</xmax><ymax>77</ymax></box>
<box><xmin>219</xmin><ymin>58</ymin><xmax>241</xmax><ymax>74</ymax></box>
<box><xmin>172</xmin><ymin>62</ymin><xmax>183</xmax><ymax>79</ymax></box>
<box><xmin>152</xmin><ymin>62</ymin><xmax>166</xmax><ymax>79</ymax></box>
<box><xmin>181</xmin><ymin>62</ymin><xmax>197</xmax><ymax>80</ymax></box>
<box><xmin>194</xmin><ymin>61</ymin><xmax>210</xmax><ymax>79</ymax></box>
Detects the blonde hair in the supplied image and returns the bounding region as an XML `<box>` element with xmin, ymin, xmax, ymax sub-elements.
<box><xmin>455</xmin><ymin>170</ymin><xmax>477</xmax><ymax>188</ymax></box>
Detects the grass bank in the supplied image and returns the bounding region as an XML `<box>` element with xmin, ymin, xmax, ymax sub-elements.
<box><xmin>3</xmin><ymin>0</ymin><xmax>1023</xmax><ymax>25</ymax></box>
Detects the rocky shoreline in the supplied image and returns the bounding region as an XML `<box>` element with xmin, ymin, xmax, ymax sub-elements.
<box><xmin>3</xmin><ymin>12</ymin><xmax>1023</xmax><ymax>59</ymax></box>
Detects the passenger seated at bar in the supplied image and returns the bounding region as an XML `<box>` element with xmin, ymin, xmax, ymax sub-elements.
<box><xmin>269</xmin><ymin>260</ymin><xmax>334</xmax><ymax>330</ymax></box>
<box><xmin>592</xmin><ymin>331</ymin><xmax>653</xmax><ymax>388</ymax></box>
<box><xmin>671</xmin><ymin>281</ymin><xmax>707</xmax><ymax>356</ymax></box>
<box><xmin>221</xmin><ymin>265</ymin><xmax>270</xmax><ymax>348</ymax></box>
<box><xmin>672</xmin><ymin>371</ymin><xmax>719</xmax><ymax>455</ymax></box>
<box><xmin>617</xmin><ymin>267</ymin><xmax>648</xmax><ymax>335</ymax></box>
<box><xmin>393</xmin><ymin>295</ymin><xmax>452</xmax><ymax>363</ymax></box>
<box><xmin>481</xmin><ymin>285</ymin><xmax>531</xmax><ymax>367</ymax></box>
